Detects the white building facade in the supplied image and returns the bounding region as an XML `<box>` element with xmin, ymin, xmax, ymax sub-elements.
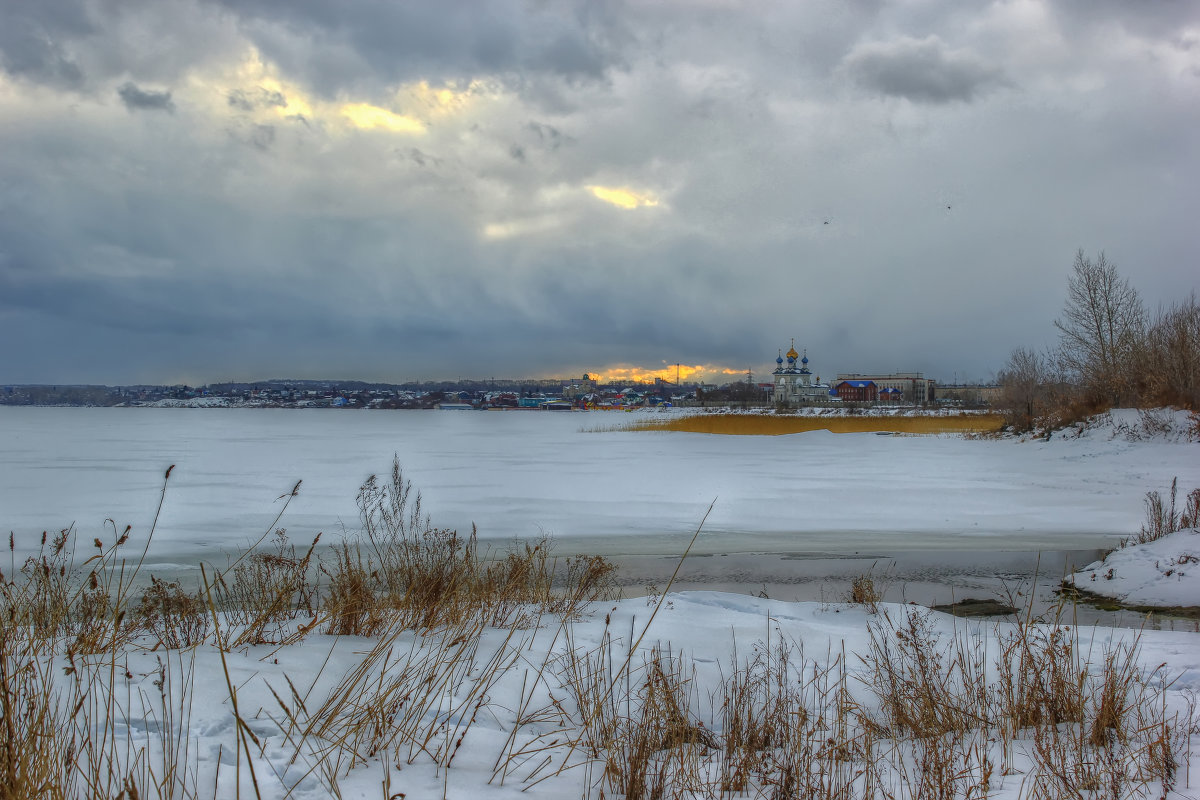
<box><xmin>772</xmin><ymin>341</ymin><xmax>831</xmax><ymax>406</ymax></box>
<box><xmin>834</xmin><ymin>372</ymin><xmax>936</xmax><ymax>404</ymax></box>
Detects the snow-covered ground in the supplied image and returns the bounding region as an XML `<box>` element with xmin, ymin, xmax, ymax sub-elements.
<box><xmin>3</xmin><ymin>406</ymin><xmax>1199</xmax><ymax>797</ymax></box>
<box><xmin>34</xmin><ymin>593</ymin><xmax>1200</xmax><ymax>799</ymax></box>
<box><xmin>1065</xmin><ymin>529</ymin><xmax>1200</xmax><ymax>608</ymax></box>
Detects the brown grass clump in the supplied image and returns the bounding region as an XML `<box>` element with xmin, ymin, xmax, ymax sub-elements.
<box><xmin>553</xmin><ymin>629</ymin><xmax>714</xmax><ymax>800</ymax></box>
<box><xmin>627</xmin><ymin>413</ymin><xmax>1005</xmax><ymax>436</ymax></box>
<box><xmin>134</xmin><ymin>576</ymin><xmax>210</xmax><ymax>649</ymax></box>
<box><xmin>861</xmin><ymin>608</ymin><xmax>991</xmax><ymax>739</ymax></box>
<box><xmin>1</xmin><ymin>459</ymin><xmax>1194</xmax><ymax>799</ymax></box>
<box><xmin>1122</xmin><ymin>477</ymin><xmax>1200</xmax><ymax>548</ymax></box>
<box><xmin>846</xmin><ymin>574</ymin><xmax>883</xmax><ymax>613</ymax></box>
<box><xmin>212</xmin><ymin>528</ymin><xmax>320</xmax><ymax>646</ymax></box>
<box><xmin>320</xmin><ymin>457</ymin><xmax>619</xmax><ymax>635</ymax></box>
<box><xmin>278</xmin><ymin>615</ymin><xmax>525</xmax><ymax>779</ymax></box>
<box><xmin>996</xmin><ymin>621</ymin><xmax>1085</xmax><ymax>732</ymax></box>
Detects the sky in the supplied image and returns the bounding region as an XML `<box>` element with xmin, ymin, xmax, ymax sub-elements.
<box><xmin>0</xmin><ymin>0</ymin><xmax>1197</xmax><ymax>386</ymax></box>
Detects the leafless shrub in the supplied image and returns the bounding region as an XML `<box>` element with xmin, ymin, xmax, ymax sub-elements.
<box><xmin>846</xmin><ymin>573</ymin><xmax>882</xmax><ymax>613</ymax></box>
<box><xmin>134</xmin><ymin>577</ymin><xmax>210</xmax><ymax>649</ymax></box>
<box><xmin>1122</xmin><ymin>478</ymin><xmax>1200</xmax><ymax>547</ymax></box>
<box><xmin>1003</xmin><ymin>256</ymin><xmax>1198</xmax><ymax>431</ymax></box>
<box><xmin>555</xmin><ymin>633</ymin><xmax>713</xmax><ymax>800</ymax></box>
<box><xmin>1055</xmin><ymin>250</ymin><xmax>1145</xmax><ymax>408</ymax></box>
<box><xmin>211</xmin><ymin>528</ymin><xmax>319</xmax><ymax>646</ymax></box>
<box><xmin>319</xmin><ymin>457</ymin><xmax>618</xmax><ymax>634</ymax></box>
<box><xmin>995</xmin><ymin>620</ymin><xmax>1084</xmax><ymax>731</ymax></box>
<box><xmin>861</xmin><ymin>608</ymin><xmax>990</xmax><ymax>738</ymax></box>
<box><xmin>321</xmin><ymin>542</ymin><xmax>386</xmax><ymax>637</ymax></box>
<box><xmin>1140</xmin><ymin>292</ymin><xmax>1200</xmax><ymax>410</ymax></box>
<box><xmin>1026</xmin><ymin>640</ymin><xmax>1172</xmax><ymax>800</ymax></box>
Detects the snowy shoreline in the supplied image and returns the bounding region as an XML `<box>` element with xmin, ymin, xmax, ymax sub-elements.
<box><xmin>1064</xmin><ymin>528</ymin><xmax>1200</xmax><ymax>612</ymax></box>
<box><xmin>3</xmin><ymin>406</ymin><xmax>1199</xmax><ymax>797</ymax></box>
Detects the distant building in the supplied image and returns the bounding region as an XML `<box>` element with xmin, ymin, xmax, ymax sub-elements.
<box><xmin>562</xmin><ymin>374</ymin><xmax>598</xmax><ymax>399</ymax></box>
<box><xmin>834</xmin><ymin>380</ymin><xmax>877</xmax><ymax>403</ymax></box>
<box><xmin>935</xmin><ymin>384</ymin><xmax>1001</xmax><ymax>406</ymax></box>
<box><xmin>773</xmin><ymin>341</ymin><xmax>831</xmax><ymax>406</ymax></box>
<box><xmin>879</xmin><ymin>387</ymin><xmax>902</xmax><ymax>403</ymax></box>
<box><xmin>835</xmin><ymin>372</ymin><xmax>935</xmax><ymax>404</ymax></box>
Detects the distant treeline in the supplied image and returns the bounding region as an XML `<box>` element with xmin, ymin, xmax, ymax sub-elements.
<box><xmin>999</xmin><ymin>250</ymin><xmax>1199</xmax><ymax>431</ymax></box>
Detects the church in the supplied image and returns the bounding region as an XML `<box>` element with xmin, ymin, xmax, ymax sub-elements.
<box><xmin>772</xmin><ymin>340</ymin><xmax>831</xmax><ymax>406</ymax></box>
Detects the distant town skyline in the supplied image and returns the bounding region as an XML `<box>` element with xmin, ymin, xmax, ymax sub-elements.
<box><xmin>2</xmin><ymin>1</ymin><xmax>1197</xmax><ymax>386</ymax></box>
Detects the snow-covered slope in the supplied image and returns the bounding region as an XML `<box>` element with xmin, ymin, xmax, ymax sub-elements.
<box><xmin>1065</xmin><ymin>528</ymin><xmax>1200</xmax><ymax>608</ymax></box>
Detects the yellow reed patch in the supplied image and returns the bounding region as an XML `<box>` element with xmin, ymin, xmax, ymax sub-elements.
<box><xmin>627</xmin><ymin>414</ymin><xmax>1005</xmax><ymax>436</ymax></box>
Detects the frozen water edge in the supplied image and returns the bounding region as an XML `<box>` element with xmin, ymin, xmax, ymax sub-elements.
<box><xmin>2</xmin><ymin>406</ymin><xmax>1197</xmax><ymax>628</ymax></box>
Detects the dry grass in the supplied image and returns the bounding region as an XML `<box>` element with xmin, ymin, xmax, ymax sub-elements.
<box><xmin>626</xmin><ymin>412</ymin><xmax>1005</xmax><ymax>436</ymax></box>
<box><xmin>319</xmin><ymin>458</ymin><xmax>618</xmax><ymax>636</ymax></box>
<box><xmin>847</xmin><ymin>573</ymin><xmax>883</xmax><ymax>613</ymax></box>
<box><xmin>1123</xmin><ymin>478</ymin><xmax>1200</xmax><ymax>548</ymax></box>
<box><xmin>211</xmin><ymin>527</ymin><xmax>320</xmax><ymax>646</ymax></box>
<box><xmin>0</xmin><ymin>460</ymin><xmax>1194</xmax><ymax>799</ymax></box>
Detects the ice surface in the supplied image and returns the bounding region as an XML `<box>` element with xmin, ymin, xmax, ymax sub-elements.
<box><xmin>2</xmin><ymin>407</ymin><xmax>1197</xmax><ymax>563</ymax></box>
<box><xmin>4</xmin><ymin>407</ymin><xmax>1199</xmax><ymax>797</ymax></box>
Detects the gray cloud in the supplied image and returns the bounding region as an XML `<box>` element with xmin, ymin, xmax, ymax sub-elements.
<box><xmin>0</xmin><ymin>0</ymin><xmax>1196</xmax><ymax>385</ymax></box>
<box><xmin>526</xmin><ymin>121</ymin><xmax>573</xmax><ymax>151</ymax></box>
<box><xmin>0</xmin><ymin>0</ymin><xmax>93</xmax><ymax>88</ymax></box>
<box><xmin>842</xmin><ymin>36</ymin><xmax>1009</xmax><ymax>103</ymax></box>
<box><xmin>211</xmin><ymin>0</ymin><xmax>630</xmax><ymax>97</ymax></box>
<box><xmin>228</xmin><ymin>87</ymin><xmax>287</xmax><ymax>111</ymax></box>
<box><xmin>117</xmin><ymin>81</ymin><xmax>175</xmax><ymax>112</ymax></box>
<box><xmin>1047</xmin><ymin>0</ymin><xmax>1200</xmax><ymax>40</ymax></box>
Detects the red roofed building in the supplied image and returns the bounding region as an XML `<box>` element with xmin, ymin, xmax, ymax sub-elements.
<box><xmin>834</xmin><ymin>380</ymin><xmax>877</xmax><ymax>402</ymax></box>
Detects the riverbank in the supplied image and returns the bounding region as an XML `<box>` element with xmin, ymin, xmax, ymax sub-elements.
<box><xmin>624</xmin><ymin>411</ymin><xmax>1005</xmax><ymax>435</ymax></box>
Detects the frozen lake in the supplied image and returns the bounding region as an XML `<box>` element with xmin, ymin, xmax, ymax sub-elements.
<box><xmin>2</xmin><ymin>406</ymin><xmax>1197</xmax><ymax>624</ymax></box>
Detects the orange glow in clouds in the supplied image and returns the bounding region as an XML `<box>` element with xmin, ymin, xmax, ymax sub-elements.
<box><xmin>587</xmin><ymin>364</ymin><xmax>746</xmax><ymax>384</ymax></box>
<box><xmin>587</xmin><ymin>185</ymin><xmax>660</xmax><ymax>209</ymax></box>
<box><xmin>340</xmin><ymin>103</ymin><xmax>425</xmax><ymax>133</ymax></box>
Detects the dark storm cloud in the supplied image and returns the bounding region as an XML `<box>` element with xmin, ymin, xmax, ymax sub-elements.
<box><xmin>1</xmin><ymin>0</ymin><xmax>1198</xmax><ymax>385</ymax></box>
<box><xmin>117</xmin><ymin>82</ymin><xmax>176</xmax><ymax>112</ymax></box>
<box><xmin>0</xmin><ymin>0</ymin><xmax>93</xmax><ymax>88</ymax></box>
<box><xmin>211</xmin><ymin>0</ymin><xmax>629</xmax><ymax>96</ymax></box>
<box><xmin>842</xmin><ymin>36</ymin><xmax>1009</xmax><ymax>103</ymax></box>
<box><xmin>227</xmin><ymin>87</ymin><xmax>287</xmax><ymax>111</ymax></box>
<box><xmin>526</xmin><ymin>122</ymin><xmax>573</xmax><ymax>151</ymax></box>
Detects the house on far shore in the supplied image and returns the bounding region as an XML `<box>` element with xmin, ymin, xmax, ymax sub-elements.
<box><xmin>834</xmin><ymin>380</ymin><xmax>877</xmax><ymax>403</ymax></box>
<box><xmin>835</xmin><ymin>372</ymin><xmax>935</xmax><ymax>404</ymax></box>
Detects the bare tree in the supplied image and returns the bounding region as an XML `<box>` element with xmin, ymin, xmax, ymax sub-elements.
<box><xmin>998</xmin><ymin>346</ymin><xmax>1053</xmax><ymax>430</ymax></box>
<box><xmin>1054</xmin><ymin>250</ymin><xmax>1145</xmax><ymax>405</ymax></box>
<box><xmin>1141</xmin><ymin>293</ymin><xmax>1200</xmax><ymax>409</ymax></box>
